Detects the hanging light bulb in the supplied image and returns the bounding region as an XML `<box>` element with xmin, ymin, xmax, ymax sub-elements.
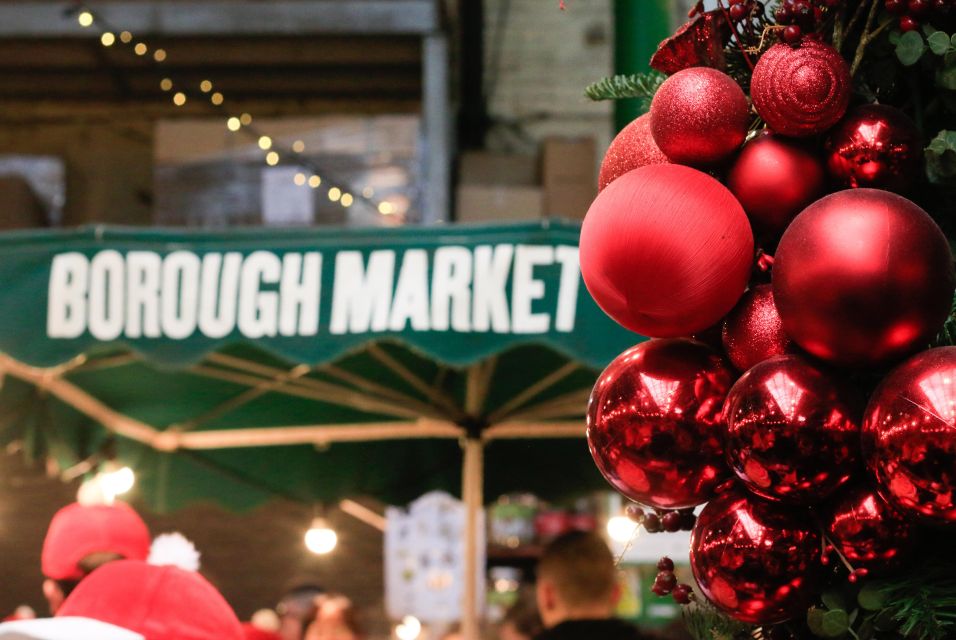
<box><xmin>100</xmin><ymin>32</ymin><xmax>116</xmax><ymax>47</ymax></box>
<box><xmin>77</xmin><ymin>11</ymin><xmax>94</xmax><ymax>27</ymax></box>
<box><xmin>395</xmin><ymin>616</ymin><xmax>422</xmax><ymax>640</ymax></box>
<box><xmin>99</xmin><ymin>463</ymin><xmax>136</xmax><ymax>498</ymax></box>
<box><xmin>304</xmin><ymin>518</ymin><xmax>337</xmax><ymax>554</ymax></box>
<box><xmin>606</xmin><ymin>515</ymin><xmax>637</xmax><ymax>543</ymax></box>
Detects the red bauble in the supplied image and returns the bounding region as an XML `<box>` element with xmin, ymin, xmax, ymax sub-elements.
<box><xmin>773</xmin><ymin>189</ymin><xmax>955</xmax><ymax>366</ymax></box>
<box><xmin>587</xmin><ymin>339</ymin><xmax>734</xmax><ymax>509</ymax></box>
<box><xmin>727</xmin><ymin>132</ymin><xmax>826</xmax><ymax>240</ymax></box>
<box><xmin>691</xmin><ymin>489</ymin><xmax>822</xmax><ymax>624</ymax></box>
<box><xmin>863</xmin><ymin>347</ymin><xmax>956</xmax><ymax>525</ymax></box>
<box><xmin>826</xmin><ymin>104</ymin><xmax>924</xmax><ymax>194</ymax></box>
<box><xmin>826</xmin><ymin>485</ymin><xmax>917</xmax><ymax>574</ymax></box>
<box><xmin>724</xmin><ymin>355</ymin><xmax>860</xmax><ymax>503</ymax></box>
<box><xmin>581</xmin><ymin>164</ymin><xmax>753</xmax><ymax>337</ymax></box>
<box><xmin>599</xmin><ymin>114</ymin><xmax>670</xmax><ymax>191</ymax></box>
<box><xmin>649</xmin><ymin>67</ymin><xmax>750</xmax><ymax>165</ymax></box>
<box><xmin>751</xmin><ymin>40</ymin><xmax>851</xmax><ymax>137</ymax></box>
<box><xmin>722</xmin><ymin>285</ymin><xmax>793</xmax><ymax>372</ymax></box>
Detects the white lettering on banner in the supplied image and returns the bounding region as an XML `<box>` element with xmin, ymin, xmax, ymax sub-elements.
<box><xmin>45</xmin><ymin>244</ymin><xmax>583</xmax><ymax>340</ymax></box>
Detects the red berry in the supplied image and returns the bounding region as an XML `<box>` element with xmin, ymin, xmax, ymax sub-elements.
<box><xmin>900</xmin><ymin>15</ymin><xmax>920</xmax><ymax>30</ymax></box>
<box><xmin>783</xmin><ymin>25</ymin><xmax>803</xmax><ymax>43</ymax></box>
<box><xmin>730</xmin><ymin>3</ymin><xmax>747</xmax><ymax>19</ymax></box>
<box><xmin>651</xmin><ymin>583</ymin><xmax>669</xmax><ymax>596</ymax></box>
<box><xmin>643</xmin><ymin>513</ymin><xmax>662</xmax><ymax>533</ymax></box>
<box><xmin>885</xmin><ymin>0</ymin><xmax>906</xmax><ymax>13</ymax></box>
<box><xmin>626</xmin><ymin>505</ymin><xmax>645</xmax><ymax>523</ymax></box>
<box><xmin>657</xmin><ymin>556</ymin><xmax>675</xmax><ymax>572</ymax></box>
<box><xmin>672</xmin><ymin>584</ymin><xmax>693</xmax><ymax>605</ymax></box>
<box><xmin>775</xmin><ymin>6</ymin><xmax>792</xmax><ymax>22</ymax></box>
<box><xmin>933</xmin><ymin>0</ymin><xmax>950</xmax><ymax>13</ymax></box>
<box><xmin>662</xmin><ymin>512</ymin><xmax>682</xmax><ymax>532</ymax></box>
<box><xmin>908</xmin><ymin>0</ymin><xmax>929</xmax><ymax>14</ymax></box>
<box><xmin>655</xmin><ymin>570</ymin><xmax>678</xmax><ymax>593</ymax></box>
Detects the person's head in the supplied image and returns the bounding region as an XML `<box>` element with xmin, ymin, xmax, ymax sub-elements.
<box><xmin>40</xmin><ymin>502</ymin><xmax>151</xmax><ymax>613</ymax></box>
<box><xmin>499</xmin><ymin>589</ymin><xmax>542</xmax><ymax>640</ymax></box>
<box><xmin>535</xmin><ymin>531</ymin><xmax>620</xmax><ymax>628</ymax></box>
<box><xmin>277</xmin><ymin>584</ymin><xmax>324</xmax><ymax>640</ymax></box>
<box><xmin>304</xmin><ymin>595</ymin><xmax>362</xmax><ymax>640</ymax></box>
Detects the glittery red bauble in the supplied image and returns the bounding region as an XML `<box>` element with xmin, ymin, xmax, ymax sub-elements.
<box><xmin>727</xmin><ymin>132</ymin><xmax>826</xmax><ymax>240</ymax></box>
<box><xmin>649</xmin><ymin>67</ymin><xmax>750</xmax><ymax>166</ymax></box>
<box><xmin>599</xmin><ymin>114</ymin><xmax>670</xmax><ymax>190</ymax></box>
<box><xmin>587</xmin><ymin>339</ymin><xmax>734</xmax><ymax>509</ymax></box>
<box><xmin>863</xmin><ymin>347</ymin><xmax>956</xmax><ymax>525</ymax></box>
<box><xmin>773</xmin><ymin>189</ymin><xmax>955</xmax><ymax>366</ymax></box>
<box><xmin>724</xmin><ymin>355</ymin><xmax>861</xmax><ymax>503</ymax></box>
<box><xmin>826</xmin><ymin>484</ymin><xmax>917</xmax><ymax>574</ymax></box>
<box><xmin>691</xmin><ymin>489</ymin><xmax>822</xmax><ymax>624</ymax></box>
<box><xmin>722</xmin><ymin>285</ymin><xmax>793</xmax><ymax>372</ymax></box>
<box><xmin>826</xmin><ymin>104</ymin><xmax>924</xmax><ymax>194</ymax></box>
<box><xmin>751</xmin><ymin>41</ymin><xmax>851</xmax><ymax>137</ymax></box>
<box><xmin>581</xmin><ymin>164</ymin><xmax>753</xmax><ymax>337</ymax></box>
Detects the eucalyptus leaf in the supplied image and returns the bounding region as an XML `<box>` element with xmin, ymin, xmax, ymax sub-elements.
<box><xmin>929</xmin><ymin>31</ymin><xmax>953</xmax><ymax>56</ymax></box>
<box><xmin>822</xmin><ymin>609</ymin><xmax>850</xmax><ymax>638</ymax></box>
<box><xmin>823</xmin><ymin>589</ymin><xmax>848</xmax><ymax>612</ymax></box>
<box><xmin>808</xmin><ymin>607</ymin><xmax>827</xmax><ymax>637</ymax></box>
<box><xmin>939</xmin><ymin>65</ymin><xmax>956</xmax><ymax>90</ymax></box>
<box><xmin>890</xmin><ymin>31</ymin><xmax>902</xmax><ymax>45</ymax></box>
<box><xmin>952</xmin><ymin>33</ymin><xmax>956</xmax><ymax>46</ymax></box>
<box><xmin>897</xmin><ymin>30</ymin><xmax>927</xmax><ymax>66</ymax></box>
<box><xmin>857</xmin><ymin>618</ymin><xmax>875</xmax><ymax>640</ymax></box>
<box><xmin>926</xmin><ymin>130</ymin><xmax>956</xmax><ymax>183</ymax></box>
<box><xmin>858</xmin><ymin>582</ymin><xmax>888</xmax><ymax>611</ymax></box>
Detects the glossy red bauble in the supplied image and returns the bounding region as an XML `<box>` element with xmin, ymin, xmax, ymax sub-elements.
<box><xmin>722</xmin><ymin>285</ymin><xmax>793</xmax><ymax>373</ymax></box>
<box><xmin>773</xmin><ymin>189</ymin><xmax>954</xmax><ymax>366</ymax></box>
<box><xmin>751</xmin><ymin>40</ymin><xmax>851</xmax><ymax>137</ymax></box>
<box><xmin>826</xmin><ymin>104</ymin><xmax>924</xmax><ymax>194</ymax></box>
<box><xmin>826</xmin><ymin>485</ymin><xmax>917</xmax><ymax>574</ymax></box>
<box><xmin>581</xmin><ymin>164</ymin><xmax>754</xmax><ymax>338</ymax></box>
<box><xmin>599</xmin><ymin>114</ymin><xmax>670</xmax><ymax>191</ymax></box>
<box><xmin>727</xmin><ymin>132</ymin><xmax>826</xmax><ymax>240</ymax></box>
<box><xmin>724</xmin><ymin>355</ymin><xmax>861</xmax><ymax>503</ymax></box>
<box><xmin>691</xmin><ymin>489</ymin><xmax>822</xmax><ymax>624</ymax></box>
<box><xmin>649</xmin><ymin>67</ymin><xmax>750</xmax><ymax>166</ymax></box>
<box><xmin>587</xmin><ymin>339</ymin><xmax>734</xmax><ymax>509</ymax></box>
<box><xmin>863</xmin><ymin>347</ymin><xmax>956</xmax><ymax>525</ymax></box>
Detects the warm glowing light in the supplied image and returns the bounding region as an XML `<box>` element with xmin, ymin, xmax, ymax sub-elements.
<box><xmin>153</xmin><ymin>49</ymin><xmax>167</xmax><ymax>62</ymax></box>
<box><xmin>362</xmin><ymin>186</ymin><xmax>375</xmax><ymax>198</ymax></box>
<box><xmin>308</xmin><ymin>175</ymin><xmax>322</xmax><ymax>188</ymax></box>
<box><xmin>200</xmin><ymin>80</ymin><xmax>213</xmax><ymax>93</ymax></box>
<box><xmin>265</xmin><ymin>151</ymin><xmax>280</xmax><ymax>166</ymax></box>
<box><xmin>227</xmin><ymin>117</ymin><xmax>241</xmax><ymax>131</ymax></box>
<box><xmin>172</xmin><ymin>92</ymin><xmax>187</xmax><ymax>106</ymax></box>
<box><xmin>120</xmin><ymin>31</ymin><xmax>133</xmax><ymax>43</ymax></box>
<box><xmin>258</xmin><ymin>136</ymin><xmax>273</xmax><ymax>150</ymax></box>
<box><xmin>328</xmin><ymin>187</ymin><xmax>341</xmax><ymax>202</ymax></box>
<box><xmin>395</xmin><ymin>616</ymin><xmax>422</xmax><ymax>640</ymax></box>
<box><xmin>304</xmin><ymin>519</ymin><xmax>337</xmax><ymax>554</ymax></box>
<box><xmin>294</xmin><ymin>173</ymin><xmax>306</xmax><ymax>186</ymax></box>
<box><xmin>78</xmin><ymin>11</ymin><xmax>94</xmax><ymax>27</ymax></box>
<box><xmin>607</xmin><ymin>516</ymin><xmax>637</xmax><ymax>543</ymax></box>
<box><xmin>341</xmin><ymin>193</ymin><xmax>353</xmax><ymax>207</ymax></box>
<box><xmin>378</xmin><ymin>202</ymin><xmax>394</xmax><ymax>215</ymax></box>
<box><xmin>159</xmin><ymin>78</ymin><xmax>173</xmax><ymax>92</ymax></box>
<box><xmin>210</xmin><ymin>92</ymin><xmax>224</xmax><ymax>106</ymax></box>
<box><xmin>764</xmin><ymin>371</ymin><xmax>804</xmax><ymax>421</ymax></box>
<box><xmin>292</xmin><ymin>140</ymin><xmax>305</xmax><ymax>153</ymax></box>
<box><xmin>240</xmin><ymin>113</ymin><xmax>253</xmax><ymax>126</ymax></box>
<box><xmin>100</xmin><ymin>32</ymin><xmax>115</xmax><ymax>46</ymax></box>
<box><xmin>101</xmin><ymin>466</ymin><xmax>135</xmax><ymax>497</ymax></box>
<box><xmin>639</xmin><ymin>373</ymin><xmax>681</xmax><ymax>413</ymax></box>
<box><xmin>134</xmin><ymin>43</ymin><xmax>148</xmax><ymax>56</ymax></box>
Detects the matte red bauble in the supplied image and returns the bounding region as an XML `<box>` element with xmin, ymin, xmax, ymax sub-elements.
<box><xmin>649</xmin><ymin>67</ymin><xmax>750</xmax><ymax>165</ymax></box>
<box><xmin>691</xmin><ymin>489</ymin><xmax>822</xmax><ymax>624</ymax></box>
<box><xmin>724</xmin><ymin>355</ymin><xmax>860</xmax><ymax>503</ymax></box>
<box><xmin>581</xmin><ymin>164</ymin><xmax>754</xmax><ymax>337</ymax></box>
<box><xmin>727</xmin><ymin>132</ymin><xmax>826</xmax><ymax>239</ymax></box>
<box><xmin>599</xmin><ymin>114</ymin><xmax>670</xmax><ymax>190</ymax></box>
<box><xmin>863</xmin><ymin>347</ymin><xmax>956</xmax><ymax>525</ymax></box>
<box><xmin>773</xmin><ymin>189</ymin><xmax>954</xmax><ymax>366</ymax></box>
<box><xmin>751</xmin><ymin>40</ymin><xmax>851</xmax><ymax>137</ymax></box>
<box><xmin>826</xmin><ymin>485</ymin><xmax>916</xmax><ymax>574</ymax></box>
<box><xmin>722</xmin><ymin>285</ymin><xmax>792</xmax><ymax>373</ymax></box>
<box><xmin>826</xmin><ymin>104</ymin><xmax>923</xmax><ymax>193</ymax></box>
<box><xmin>587</xmin><ymin>339</ymin><xmax>734</xmax><ymax>509</ymax></box>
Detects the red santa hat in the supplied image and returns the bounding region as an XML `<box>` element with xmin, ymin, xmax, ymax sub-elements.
<box><xmin>41</xmin><ymin>502</ymin><xmax>151</xmax><ymax>581</ymax></box>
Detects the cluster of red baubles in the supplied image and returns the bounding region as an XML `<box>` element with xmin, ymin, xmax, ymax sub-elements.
<box><xmin>581</xmin><ymin>29</ymin><xmax>955</xmax><ymax>628</ymax></box>
<box><xmin>884</xmin><ymin>0</ymin><xmax>951</xmax><ymax>32</ymax></box>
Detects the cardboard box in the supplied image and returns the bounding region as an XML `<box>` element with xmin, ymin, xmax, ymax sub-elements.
<box><xmin>456</xmin><ymin>185</ymin><xmax>543</xmax><ymax>223</ymax></box>
<box><xmin>544</xmin><ymin>183</ymin><xmax>595</xmax><ymax>221</ymax></box>
<box><xmin>541</xmin><ymin>137</ymin><xmax>596</xmax><ymax>189</ymax></box>
<box><xmin>459</xmin><ymin>152</ymin><xmax>538</xmax><ymax>186</ymax></box>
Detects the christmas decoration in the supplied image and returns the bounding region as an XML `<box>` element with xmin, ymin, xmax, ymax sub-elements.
<box><xmin>649</xmin><ymin>67</ymin><xmax>751</xmax><ymax>165</ymax></box>
<box><xmin>773</xmin><ymin>189</ymin><xmax>955</xmax><ymax>366</ymax></box>
<box><xmin>650</xmin><ymin>9</ymin><xmax>732</xmax><ymax>75</ymax></box>
<box><xmin>863</xmin><ymin>347</ymin><xmax>956</xmax><ymax>525</ymax></box>
<box><xmin>721</xmin><ymin>285</ymin><xmax>793</xmax><ymax>372</ymax></box>
<box><xmin>826</xmin><ymin>484</ymin><xmax>917</xmax><ymax>574</ymax></box>
<box><xmin>690</xmin><ymin>488</ymin><xmax>822</xmax><ymax>625</ymax></box>
<box><xmin>580</xmin><ymin>164</ymin><xmax>753</xmax><ymax>337</ymax></box>
<box><xmin>587</xmin><ymin>339</ymin><xmax>734</xmax><ymax>510</ymax></box>
<box><xmin>751</xmin><ymin>41</ymin><xmax>851</xmax><ymax>138</ymax></box>
<box><xmin>826</xmin><ymin>104</ymin><xmax>924</xmax><ymax>193</ymax></box>
<box><xmin>727</xmin><ymin>132</ymin><xmax>826</xmax><ymax>240</ymax></box>
<box><xmin>598</xmin><ymin>114</ymin><xmax>670</xmax><ymax>191</ymax></box>
<box><xmin>723</xmin><ymin>355</ymin><xmax>860</xmax><ymax>503</ymax></box>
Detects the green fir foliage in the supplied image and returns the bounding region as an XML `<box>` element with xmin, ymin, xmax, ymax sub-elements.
<box><xmin>584</xmin><ymin>71</ymin><xmax>665</xmax><ymax>109</ymax></box>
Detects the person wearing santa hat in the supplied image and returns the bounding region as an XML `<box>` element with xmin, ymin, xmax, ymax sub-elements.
<box><xmin>39</xmin><ymin>501</ymin><xmax>151</xmax><ymax>614</ymax></box>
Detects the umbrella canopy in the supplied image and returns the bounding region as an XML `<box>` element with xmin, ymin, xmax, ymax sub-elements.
<box><xmin>0</xmin><ymin>221</ymin><xmax>640</xmax><ymax>511</ymax></box>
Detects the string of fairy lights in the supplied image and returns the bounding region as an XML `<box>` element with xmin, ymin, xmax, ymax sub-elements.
<box><xmin>68</xmin><ymin>3</ymin><xmax>399</xmax><ymax>218</ymax></box>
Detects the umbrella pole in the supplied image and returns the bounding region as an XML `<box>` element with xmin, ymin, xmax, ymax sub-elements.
<box><xmin>462</xmin><ymin>437</ymin><xmax>484</xmax><ymax>640</ymax></box>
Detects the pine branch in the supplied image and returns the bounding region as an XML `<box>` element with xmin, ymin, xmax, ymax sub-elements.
<box><xmin>584</xmin><ymin>72</ymin><xmax>665</xmax><ymax>109</ymax></box>
<box><xmin>681</xmin><ymin>602</ymin><xmax>751</xmax><ymax>640</ymax></box>
<box><xmin>932</xmin><ymin>293</ymin><xmax>956</xmax><ymax>347</ymax></box>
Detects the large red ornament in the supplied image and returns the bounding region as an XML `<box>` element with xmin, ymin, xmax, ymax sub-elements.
<box><xmin>751</xmin><ymin>40</ymin><xmax>851</xmax><ymax>137</ymax></box>
<box><xmin>691</xmin><ymin>489</ymin><xmax>822</xmax><ymax>624</ymax></box>
<box><xmin>587</xmin><ymin>339</ymin><xmax>734</xmax><ymax>509</ymax></box>
<box><xmin>727</xmin><ymin>132</ymin><xmax>826</xmax><ymax>240</ymax></box>
<box><xmin>826</xmin><ymin>485</ymin><xmax>917</xmax><ymax>574</ymax></box>
<box><xmin>649</xmin><ymin>67</ymin><xmax>750</xmax><ymax>166</ymax></box>
<box><xmin>722</xmin><ymin>285</ymin><xmax>793</xmax><ymax>372</ymax></box>
<box><xmin>773</xmin><ymin>189</ymin><xmax>955</xmax><ymax>366</ymax></box>
<box><xmin>598</xmin><ymin>114</ymin><xmax>670</xmax><ymax>191</ymax></box>
<box><xmin>863</xmin><ymin>347</ymin><xmax>956</xmax><ymax>525</ymax></box>
<box><xmin>724</xmin><ymin>355</ymin><xmax>860</xmax><ymax>504</ymax></box>
<box><xmin>826</xmin><ymin>104</ymin><xmax>924</xmax><ymax>194</ymax></box>
<box><xmin>581</xmin><ymin>164</ymin><xmax>753</xmax><ymax>337</ymax></box>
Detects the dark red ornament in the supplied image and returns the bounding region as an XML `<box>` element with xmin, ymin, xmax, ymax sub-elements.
<box><xmin>587</xmin><ymin>339</ymin><xmax>734</xmax><ymax>509</ymax></box>
<box><xmin>773</xmin><ymin>189</ymin><xmax>955</xmax><ymax>366</ymax></box>
<box><xmin>751</xmin><ymin>40</ymin><xmax>851</xmax><ymax>137</ymax></box>
<box><xmin>826</xmin><ymin>484</ymin><xmax>917</xmax><ymax>574</ymax></box>
<box><xmin>863</xmin><ymin>347</ymin><xmax>956</xmax><ymax>525</ymax></box>
<box><xmin>826</xmin><ymin>104</ymin><xmax>924</xmax><ymax>194</ymax></box>
<box><xmin>650</xmin><ymin>67</ymin><xmax>750</xmax><ymax>166</ymax></box>
<box><xmin>581</xmin><ymin>164</ymin><xmax>753</xmax><ymax>338</ymax></box>
<box><xmin>721</xmin><ymin>285</ymin><xmax>793</xmax><ymax>372</ymax></box>
<box><xmin>727</xmin><ymin>132</ymin><xmax>826</xmax><ymax>239</ymax></box>
<box><xmin>724</xmin><ymin>355</ymin><xmax>861</xmax><ymax>503</ymax></box>
<box><xmin>690</xmin><ymin>489</ymin><xmax>822</xmax><ymax>624</ymax></box>
<box><xmin>650</xmin><ymin>10</ymin><xmax>732</xmax><ymax>75</ymax></box>
<box><xmin>599</xmin><ymin>114</ymin><xmax>670</xmax><ymax>191</ymax></box>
